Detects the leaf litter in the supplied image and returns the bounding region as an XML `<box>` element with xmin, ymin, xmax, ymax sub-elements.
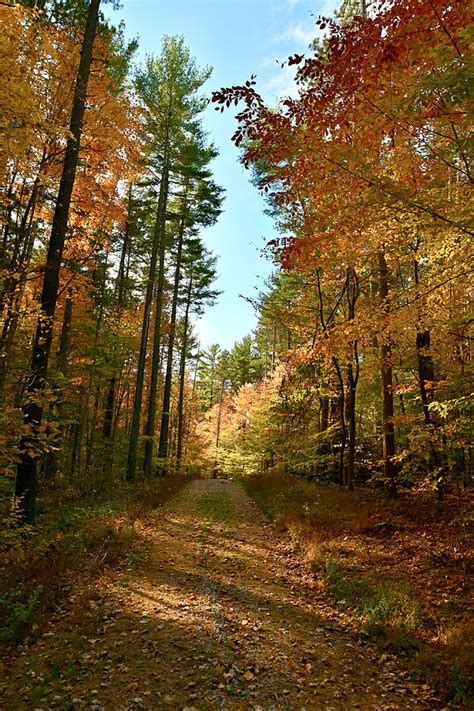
<box><xmin>1</xmin><ymin>480</ymin><xmax>449</xmax><ymax>710</ymax></box>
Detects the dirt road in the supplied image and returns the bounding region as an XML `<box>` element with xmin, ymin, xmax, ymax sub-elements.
<box><xmin>2</xmin><ymin>479</ymin><xmax>443</xmax><ymax>710</ymax></box>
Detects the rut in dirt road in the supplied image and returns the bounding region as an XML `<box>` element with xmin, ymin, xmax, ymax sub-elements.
<box><xmin>2</xmin><ymin>479</ymin><xmax>443</xmax><ymax>710</ymax></box>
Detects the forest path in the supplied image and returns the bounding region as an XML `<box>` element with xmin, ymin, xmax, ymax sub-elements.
<box><xmin>3</xmin><ymin>479</ymin><xmax>439</xmax><ymax>710</ymax></box>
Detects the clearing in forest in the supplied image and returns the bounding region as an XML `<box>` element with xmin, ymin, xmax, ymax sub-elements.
<box><xmin>2</xmin><ymin>480</ymin><xmax>445</xmax><ymax>710</ymax></box>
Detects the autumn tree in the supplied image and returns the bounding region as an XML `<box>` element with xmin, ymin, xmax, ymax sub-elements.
<box><xmin>14</xmin><ymin>0</ymin><xmax>102</xmax><ymax>523</ymax></box>
<box><xmin>211</xmin><ymin>0</ymin><xmax>472</xmax><ymax>494</ymax></box>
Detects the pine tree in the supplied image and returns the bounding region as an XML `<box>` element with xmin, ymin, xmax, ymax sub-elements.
<box><xmin>158</xmin><ymin>135</ymin><xmax>223</xmax><ymax>468</ymax></box>
<box><xmin>126</xmin><ymin>37</ymin><xmax>211</xmax><ymax>480</ymax></box>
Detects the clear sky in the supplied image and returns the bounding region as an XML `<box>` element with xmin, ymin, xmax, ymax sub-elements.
<box><xmin>105</xmin><ymin>0</ymin><xmax>336</xmax><ymax>349</ymax></box>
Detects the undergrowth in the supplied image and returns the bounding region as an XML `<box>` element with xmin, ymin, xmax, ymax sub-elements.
<box><xmin>0</xmin><ymin>474</ymin><xmax>195</xmax><ymax>649</ymax></box>
<box><xmin>241</xmin><ymin>471</ymin><xmax>473</xmax><ymax>707</ymax></box>
<box><xmin>325</xmin><ymin>558</ymin><xmax>421</xmax><ymax>639</ymax></box>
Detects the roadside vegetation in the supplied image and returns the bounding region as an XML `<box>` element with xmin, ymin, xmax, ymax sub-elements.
<box><xmin>242</xmin><ymin>472</ymin><xmax>473</xmax><ymax>706</ymax></box>
<box><xmin>0</xmin><ymin>475</ymin><xmax>195</xmax><ymax>649</ymax></box>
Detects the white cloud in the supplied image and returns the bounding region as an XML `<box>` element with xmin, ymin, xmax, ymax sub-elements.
<box><xmin>270</xmin><ymin>0</ymin><xmax>339</xmax><ymax>47</ymax></box>
<box><xmin>261</xmin><ymin>0</ymin><xmax>340</xmax><ymax>101</ymax></box>
<box><xmin>261</xmin><ymin>62</ymin><xmax>300</xmax><ymax>102</ymax></box>
<box><xmin>276</xmin><ymin>21</ymin><xmax>317</xmax><ymax>46</ymax></box>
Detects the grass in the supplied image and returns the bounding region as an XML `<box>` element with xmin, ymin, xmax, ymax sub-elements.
<box><xmin>240</xmin><ymin>471</ymin><xmax>473</xmax><ymax>707</ymax></box>
<box><xmin>197</xmin><ymin>491</ymin><xmax>234</xmax><ymax>526</ymax></box>
<box><xmin>325</xmin><ymin>558</ymin><xmax>421</xmax><ymax>638</ymax></box>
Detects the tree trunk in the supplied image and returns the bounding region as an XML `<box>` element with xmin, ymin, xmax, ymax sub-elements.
<box><xmin>414</xmin><ymin>259</ymin><xmax>435</xmax><ymax>424</ymax></box>
<box><xmin>344</xmin><ymin>267</ymin><xmax>359</xmax><ymax>491</ymax></box>
<box><xmin>177</xmin><ymin>281</ymin><xmax>193</xmax><ymax>467</ymax></box>
<box><xmin>103</xmin><ymin>187</ymin><xmax>133</xmax><ymax>474</ymax></box>
<box><xmin>346</xmin><ymin>365</ymin><xmax>357</xmax><ymax>490</ymax></box>
<box><xmin>15</xmin><ymin>0</ymin><xmax>101</xmax><ymax>523</ymax></box>
<box><xmin>320</xmin><ymin>396</ymin><xmax>329</xmax><ymax>433</ymax></box>
<box><xmin>142</xmin><ymin>158</ymin><xmax>170</xmax><ymax>477</ymax></box>
<box><xmin>102</xmin><ymin>376</ymin><xmax>115</xmax><ymax>441</ymax></box>
<box><xmin>45</xmin><ymin>290</ymin><xmax>73</xmax><ymax>479</ymax></box>
<box><xmin>184</xmin><ymin>351</ymin><xmax>200</xmax><ymax>461</ymax></box>
<box><xmin>318</xmin><ymin>394</ymin><xmax>331</xmax><ymax>456</ymax></box>
<box><xmin>85</xmin><ymin>386</ymin><xmax>100</xmax><ymax>475</ymax></box>
<box><xmin>158</xmin><ymin>197</ymin><xmax>187</xmax><ymax>466</ymax></box>
<box><xmin>176</xmin><ymin>279</ymin><xmax>192</xmax><ymax>464</ymax></box>
<box><xmin>213</xmin><ymin>377</ymin><xmax>225</xmax><ymax>478</ymax></box>
<box><xmin>176</xmin><ymin>320</ymin><xmax>189</xmax><ymax>466</ymax></box>
<box><xmin>333</xmin><ymin>357</ymin><xmax>346</xmax><ymax>486</ymax></box>
<box><xmin>414</xmin><ymin>259</ymin><xmax>444</xmax><ymax>499</ymax></box>
<box><xmin>127</xmin><ymin>155</ymin><xmax>169</xmax><ymax>481</ymax></box>
<box><xmin>378</xmin><ymin>252</ymin><xmax>396</xmax><ymax>496</ymax></box>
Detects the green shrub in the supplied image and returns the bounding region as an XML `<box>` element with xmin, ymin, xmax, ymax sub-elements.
<box><xmin>0</xmin><ymin>584</ymin><xmax>41</xmax><ymax>644</ymax></box>
<box><xmin>448</xmin><ymin>653</ymin><xmax>474</xmax><ymax>706</ymax></box>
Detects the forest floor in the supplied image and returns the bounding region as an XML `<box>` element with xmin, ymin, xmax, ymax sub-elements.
<box><xmin>0</xmin><ymin>479</ymin><xmax>453</xmax><ymax>710</ymax></box>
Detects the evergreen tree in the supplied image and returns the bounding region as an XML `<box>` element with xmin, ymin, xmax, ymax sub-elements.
<box><xmin>157</xmin><ymin>131</ymin><xmax>224</xmax><ymax>468</ymax></box>
<box><xmin>227</xmin><ymin>336</ymin><xmax>263</xmax><ymax>393</ymax></box>
<box><xmin>126</xmin><ymin>36</ymin><xmax>211</xmax><ymax>480</ymax></box>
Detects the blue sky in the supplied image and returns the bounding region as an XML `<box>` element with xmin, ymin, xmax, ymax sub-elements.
<box><xmin>106</xmin><ymin>0</ymin><xmax>337</xmax><ymax>349</ymax></box>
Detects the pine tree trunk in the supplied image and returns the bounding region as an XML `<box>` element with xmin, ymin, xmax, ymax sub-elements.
<box><xmin>158</xmin><ymin>198</ymin><xmax>187</xmax><ymax>466</ymax></box>
<box><xmin>142</xmin><ymin>158</ymin><xmax>170</xmax><ymax>477</ymax></box>
<box><xmin>103</xmin><ymin>187</ymin><xmax>133</xmax><ymax>474</ymax></box>
<box><xmin>15</xmin><ymin>0</ymin><xmax>101</xmax><ymax>523</ymax></box>
<box><xmin>176</xmin><ymin>328</ymin><xmax>188</xmax><ymax>467</ymax></box>
<box><xmin>127</xmin><ymin>156</ymin><xmax>169</xmax><ymax>481</ymax></box>
<box><xmin>177</xmin><ymin>277</ymin><xmax>193</xmax><ymax>465</ymax></box>
<box><xmin>213</xmin><ymin>378</ymin><xmax>225</xmax><ymax>478</ymax></box>
<box><xmin>184</xmin><ymin>352</ymin><xmax>200</xmax><ymax>462</ymax></box>
<box><xmin>102</xmin><ymin>376</ymin><xmax>115</xmax><ymax>441</ymax></box>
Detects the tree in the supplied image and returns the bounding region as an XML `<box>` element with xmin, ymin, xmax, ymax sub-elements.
<box><xmin>157</xmin><ymin>133</ymin><xmax>223</xmax><ymax>468</ymax></box>
<box><xmin>176</xmin><ymin>240</ymin><xmax>220</xmax><ymax>466</ymax></box>
<box><xmin>198</xmin><ymin>344</ymin><xmax>222</xmax><ymax>411</ymax></box>
<box><xmin>15</xmin><ymin>0</ymin><xmax>102</xmax><ymax>523</ymax></box>
<box><xmin>211</xmin><ymin>0</ymin><xmax>472</xmax><ymax>494</ymax></box>
<box><xmin>126</xmin><ymin>37</ymin><xmax>212</xmax><ymax>480</ymax></box>
<box><xmin>227</xmin><ymin>336</ymin><xmax>263</xmax><ymax>394</ymax></box>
